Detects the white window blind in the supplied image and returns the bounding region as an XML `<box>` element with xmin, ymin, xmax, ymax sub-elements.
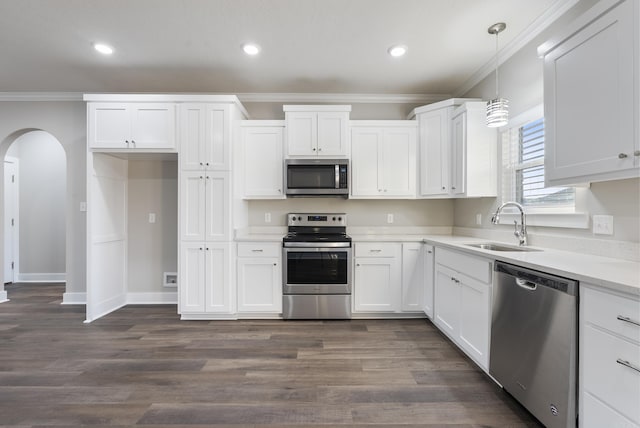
<box><xmin>502</xmin><ymin>117</ymin><xmax>574</xmax><ymax>209</ymax></box>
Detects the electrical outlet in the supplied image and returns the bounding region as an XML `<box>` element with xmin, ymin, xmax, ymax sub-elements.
<box><xmin>264</xmin><ymin>212</ymin><xmax>271</xmax><ymax>223</ymax></box>
<box><xmin>79</xmin><ymin>202</ymin><xmax>87</xmax><ymax>212</ymax></box>
<box><xmin>148</xmin><ymin>213</ymin><xmax>156</xmax><ymax>224</ymax></box>
<box><xmin>593</xmin><ymin>215</ymin><xmax>614</xmax><ymax>235</ymax></box>
<box><xmin>387</xmin><ymin>213</ymin><xmax>394</xmax><ymax>224</ymax></box>
<box><xmin>476</xmin><ymin>213</ymin><xmax>482</xmax><ymax>225</ymax></box>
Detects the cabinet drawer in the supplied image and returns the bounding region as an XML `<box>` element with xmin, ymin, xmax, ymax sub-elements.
<box><xmin>583</xmin><ymin>286</ymin><xmax>640</xmax><ymax>343</ymax></box>
<box><xmin>354</xmin><ymin>242</ymin><xmax>400</xmax><ymax>258</ymax></box>
<box><xmin>583</xmin><ymin>324</ymin><xmax>640</xmax><ymax>425</ymax></box>
<box><xmin>435</xmin><ymin>248</ymin><xmax>491</xmax><ymax>284</ymax></box>
<box><xmin>582</xmin><ymin>392</ymin><xmax>639</xmax><ymax>428</ymax></box>
<box><xmin>237</xmin><ymin>242</ymin><xmax>281</xmax><ymax>258</ymax></box>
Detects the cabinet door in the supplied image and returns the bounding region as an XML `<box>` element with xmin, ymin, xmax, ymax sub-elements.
<box><xmin>401</xmin><ymin>243</ymin><xmax>424</xmax><ymax>312</ymax></box>
<box><xmin>204</xmin><ymin>172</ymin><xmax>230</xmax><ymax>241</ymax></box>
<box><xmin>286</xmin><ymin>111</ymin><xmax>317</xmax><ymax>156</ymax></box>
<box><xmin>317</xmin><ymin>112</ymin><xmax>349</xmax><ymax>156</ymax></box>
<box><xmin>458</xmin><ymin>274</ymin><xmax>491</xmax><ymax>370</ymax></box>
<box><xmin>131</xmin><ymin>103</ymin><xmax>176</xmax><ymax>149</ymax></box>
<box><xmin>354</xmin><ymin>257</ymin><xmax>400</xmax><ymax>312</ymax></box>
<box><xmin>380</xmin><ymin>128</ymin><xmax>416</xmax><ymax>197</ymax></box>
<box><xmin>544</xmin><ymin>0</ymin><xmax>638</xmax><ymax>185</ymax></box>
<box><xmin>180</xmin><ymin>104</ymin><xmax>206</xmax><ymax>170</ymax></box>
<box><xmin>423</xmin><ymin>245</ymin><xmax>435</xmax><ymax>318</ymax></box>
<box><xmin>204</xmin><ymin>243</ymin><xmax>233</xmax><ymax>313</ymax></box>
<box><xmin>88</xmin><ymin>103</ymin><xmax>131</xmax><ymax>149</ymax></box>
<box><xmin>242</xmin><ymin>126</ymin><xmax>284</xmax><ymax>198</ymax></box>
<box><xmin>179</xmin><ymin>242</ymin><xmax>206</xmax><ymax>313</ymax></box>
<box><xmin>351</xmin><ymin>128</ymin><xmax>381</xmax><ymax>196</ymax></box>
<box><xmin>434</xmin><ymin>264</ymin><xmax>459</xmax><ymax>337</ymax></box>
<box><xmin>418</xmin><ymin>108</ymin><xmax>451</xmax><ymax>196</ymax></box>
<box><xmin>204</xmin><ymin>105</ymin><xmax>229</xmax><ymax>170</ymax></box>
<box><xmin>450</xmin><ymin>112</ymin><xmax>466</xmax><ymax>196</ymax></box>
<box><xmin>180</xmin><ymin>171</ymin><xmax>206</xmax><ymax>241</ymax></box>
<box><xmin>237</xmin><ymin>258</ymin><xmax>281</xmax><ymax>312</ymax></box>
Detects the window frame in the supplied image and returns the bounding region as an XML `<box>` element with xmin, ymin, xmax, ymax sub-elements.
<box><xmin>498</xmin><ymin>105</ymin><xmax>589</xmax><ymax>229</ymax></box>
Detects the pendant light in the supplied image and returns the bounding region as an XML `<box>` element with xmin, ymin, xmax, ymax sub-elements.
<box><xmin>486</xmin><ymin>22</ymin><xmax>508</xmax><ymax>127</ymax></box>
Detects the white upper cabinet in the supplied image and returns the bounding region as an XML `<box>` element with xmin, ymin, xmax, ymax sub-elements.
<box><xmin>351</xmin><ymin>121</ymin><xmax>417</xmax><ymax>198</ymax></box>
<box><xmin>180</xmin><ymin>104</ymin><xmax>230</xmax><ymax>171</ymax></box>
<box><xmin>412</xmin><ymin>100</ymin><xmax>497</xmax><ymax>198</ymax></box>
<box><xmin>88</xmin><ymin>102</ymin><xmax>176</xmax><ymax>150</ymax></box>
<box><xmin>417</xmin><ymin>106</ymin><xmax>452</xmax><ymax>196</ymax></box>
<box><xmin>540</xmin><ymin>0</ymin><xmax>639</xmax><ymax>186</ymax></box>
<box><xmin>284</xmin><ymin>105</ymin><xmax>351</xmax><ymax>157</ymax></box>
<box><xmin>239</xmin><ymin>122</ymin><xmax>285</xmax><ymax>199</ymax></box>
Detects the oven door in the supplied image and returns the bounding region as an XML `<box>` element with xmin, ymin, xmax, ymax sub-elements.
<box><xmin>283</xmin><ymin>246</ymin><xmax>352</xmax><ymax>294</ymax></box>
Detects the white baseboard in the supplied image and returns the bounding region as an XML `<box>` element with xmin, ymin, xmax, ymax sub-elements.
<box><xmin>16</xmin><ymin>273</ymin><xmax>66</xmax><ymax>283</ymax></box>
<box><xmin>62</xmin><ymin>292</ymin><xmax>86</xmax><ymax>305</ymax></box>
<box><xmin>126</xmin><ymin>292</ymin><xmax>177</xmax><ymax>305</ymax></box>
<box><xmin>0</xmin><ymin>290</ymin><xmax>8</xmax><ymax>303</ymax></box>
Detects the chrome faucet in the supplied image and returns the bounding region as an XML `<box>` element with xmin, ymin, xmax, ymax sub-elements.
<box><xmin>491</xmin><ymin>202</ymin><xmax>528</xmax><ymax>246</ymax></box>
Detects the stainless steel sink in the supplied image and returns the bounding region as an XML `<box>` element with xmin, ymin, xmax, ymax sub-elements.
<box><xmin>465</xmin><ymin>243</ymin><xmax>542</xmax><ymax>252</ymax></box>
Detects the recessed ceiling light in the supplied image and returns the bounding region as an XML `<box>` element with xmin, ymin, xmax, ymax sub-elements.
<box><xmin>242</xmin><ymin>43</ymin><xmax>260</xmax><ymax>56</ymax></box>
<box><xmin>93</xmin><ymin>43</ymin><xmax>114</xmax><ymax>55</ymax></box>
<box><xmin>388</xmin><ymin>44</ymin><xmax>408</xmax><ymax>57</ymax></box>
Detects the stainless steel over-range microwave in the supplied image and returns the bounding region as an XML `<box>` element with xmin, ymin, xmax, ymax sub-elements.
<box><xmin>285</xmin><ymin>159</ymin><xmax>349</xmax><ymax>197</ymax></box>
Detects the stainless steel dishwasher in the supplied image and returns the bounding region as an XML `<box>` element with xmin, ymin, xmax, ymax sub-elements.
<box><xmin>490</xmin><ymin>262</ymin><xmax>578</xmax><ymax>428</ymax></box>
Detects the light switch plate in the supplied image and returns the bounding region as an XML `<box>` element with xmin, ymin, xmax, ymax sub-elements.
<box><xmin>592</xmin><ymin>215</ymin><xmax>613</xmax><ymax>235</ymax></box>
<box><xmin>387</xmin><ymin>213</ymin><xmax>394</xmax><ymax>224</ymax></box>
<box><xmin>265</xmin><ymin>212</ymin><xmax>271</xmax><ymax>223</ymax></box>
<box><xmin>148</xmin><ymin>213</ymin><xmax>156</xmax><ymax>224</ymax></box>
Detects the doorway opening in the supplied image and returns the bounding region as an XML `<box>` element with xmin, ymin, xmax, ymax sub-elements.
<box><xmin>3</xmin><ymin>130</ymin><xmax>67</xmax><ymax>297</ymax></box>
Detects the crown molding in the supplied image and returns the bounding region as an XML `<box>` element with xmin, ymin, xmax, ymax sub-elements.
<box><xmin>235</xmin><ymin>92</ymin><xmax>450</xmax><ymax>104</ymax></box>
<box><xmin>0</xmin><ymin>91</ymin><xmax>448</xmax><ymax>105</ymax></box>
<box><xmin>453</xmin><ymin>0</ymin><xmax>579</xmax><ymax>97</ymax></box>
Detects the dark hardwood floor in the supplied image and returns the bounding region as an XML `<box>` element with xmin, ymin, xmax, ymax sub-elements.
<box><xmin>0</xmin><ymin>283</ymin><xmax>542</xmax><ymax>427</ymax></box>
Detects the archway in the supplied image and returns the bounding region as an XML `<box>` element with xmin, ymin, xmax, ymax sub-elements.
<box><xmin>1</xmin><ymin>129</ymin><xmax>67</xmax><ymax>300</ymax></box>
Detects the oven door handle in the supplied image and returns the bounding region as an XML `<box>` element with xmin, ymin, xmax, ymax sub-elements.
<box><xmin>283</xmin><ymin>242</ymin><xmax>351</xmax><ymax>248</ymax></box>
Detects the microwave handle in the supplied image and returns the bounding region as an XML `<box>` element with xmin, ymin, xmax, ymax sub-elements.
<box><xmin>335</xmin><ymin>165</ymin><xmax>339</xmax><ymax>189</ymax></box>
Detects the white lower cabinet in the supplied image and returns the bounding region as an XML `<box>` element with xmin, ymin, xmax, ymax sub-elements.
<box><xmin>401</xmin><ymin>243</ymin><xmax>424</xmax><ymax>312</ymax></box>
<box><xmin>433</xmin><ymin>247</ymin><xmax>492</xmax><ymax>371</ymax></box>
<box><xmin>179</xmin><ymin>242</ymin><xmax>234</xmax><ymax>316</ymax></box>
<box><xmin>354</xmin><ymin>243</ymin><xmax>401</xmax><ymax>312</ymax></box>
<box><xmin>580</xmin><ymin>285</ymin><xmax>640</xmax><ymax>427</ymax></box>
<box><xmin>423</xmin><ymin>244</ymin><xmax>435</xmax><ymax>318</ymax></box>
<box><xmin>236</xmin><ymin>242</ymin><xmax>282</xmax><ymax>314</ymax></box>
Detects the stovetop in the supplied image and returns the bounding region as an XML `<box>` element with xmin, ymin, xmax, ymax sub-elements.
<box><xmin>283</xmin><ymin>213</ymin><xmax>351</xmax><ymax>246</ymax></box>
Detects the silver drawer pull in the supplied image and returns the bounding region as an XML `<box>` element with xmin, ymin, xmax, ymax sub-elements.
<box><xmin>370</xmin><ymin>249</ymin><xmax>382</xmax><ymax>253</ymax></box>
<box><xmin>251</xmin><ymin>249</ymin><xmax>263</xmax><ymax>252</ymax></box>
<box><xmin>616</xmin><ymin>358</ymin><xmax>640</xmax><ymax>373</ymax></box>
<box><xmin>617</xmin><ymin>315</ymin><xmax>640</xmax><ymax>327</ymax></box>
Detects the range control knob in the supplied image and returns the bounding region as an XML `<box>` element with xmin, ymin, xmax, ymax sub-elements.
<box><xmin>332</xmin><ymin>216</ymin><xmax>336</xmax><ymax>221</ymax></box>
<box><xmin>338</xmin><ymin>216</ymin><xmax>342</xmax><ymax>221</ymax></box>
<box><xmin>298</xmin><ymin>216</ymin><xmax>302</xmax><ymax>221</ymax></box>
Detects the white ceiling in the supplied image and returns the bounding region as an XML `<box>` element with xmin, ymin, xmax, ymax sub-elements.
<box><xmin>0</xmin><ymin>0</ymin><xmax>572</xmax><ymax>98</ymax></box>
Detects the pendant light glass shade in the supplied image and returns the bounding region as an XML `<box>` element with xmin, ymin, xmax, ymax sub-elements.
<box><xmin>486</xmin><ymin>98</ymin><xmax>509</xmax><ymax>127</ymax></box>
<box><xmin>486</xmin><ymin>22</ymin><xmax>508</xmax><ymax>128</ymax></box>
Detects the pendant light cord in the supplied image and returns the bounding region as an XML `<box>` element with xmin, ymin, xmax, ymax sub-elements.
<box><xmin>495</xmin><ymin>31</ymin><xmax>499</xmax><ymax>99</ymax></box>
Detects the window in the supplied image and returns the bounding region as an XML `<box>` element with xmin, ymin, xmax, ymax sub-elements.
<box><xmin>502</xmin><ymin>115</ymin><xmax>574</xmax><ymax>211</ymax></box>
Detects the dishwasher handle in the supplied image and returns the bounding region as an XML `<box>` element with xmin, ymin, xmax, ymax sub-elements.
<box><xmin>495</xmin><ymin>261</ymin><xmax>578</xmax><ymax>296</ymax></box>
<box><xmin>516</xmin><ymin>278</ymin><xmax>538</xmax><ymax>291</ymax></box>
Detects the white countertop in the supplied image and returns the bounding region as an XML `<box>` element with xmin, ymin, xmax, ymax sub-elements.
<box><xmin>235</xmin><ymin>228</ymin><xmax>639</xmax><ymax>296</ymax></box>
<box><xmin>422</xmin><ymin>235</ymin><xmax>640</xmax><ymax>296</ymax></box>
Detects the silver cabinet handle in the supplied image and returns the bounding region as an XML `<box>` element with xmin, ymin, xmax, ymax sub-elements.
<box><xmin>251</xmin><ymin>249</ymin><xmax>263</xmax><ymax>252</ymax></box>
<box><xmin>616</xmin><ymin>358</ymin><xmax>640</xmax><ymax>373</ymax></box>
<box><xmin>619</xmin><ymin>153</ymin><xmax>628</xmax><ymax>159</ymax></box>
<box><xmin>617</xmin><ymin>315</ymin><xmax>640</xmax><ymax>327</ymax></box>
<box><xmin>370</xmin><ymin>249</ymin><xmax>382</xmax><ymax>253</ymax></box>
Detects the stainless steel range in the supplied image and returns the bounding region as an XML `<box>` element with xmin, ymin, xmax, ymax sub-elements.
<box><xmin>282</xmin><ymin>213</ymin><xmax>352</xmax><ymax>319</ymax></box>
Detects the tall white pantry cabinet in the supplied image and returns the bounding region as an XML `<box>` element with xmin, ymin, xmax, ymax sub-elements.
<box><xmin>84</xmin><ymin>95</ymin><xmax>247</xmax><ymax>323</ymax></box>
<box><xmin>178</xmin><ymin>102</ymin><xmax>248</xmax><ymax>320</ymax></box>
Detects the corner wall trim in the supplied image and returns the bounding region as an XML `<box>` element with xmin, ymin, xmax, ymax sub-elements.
<box><xmin>126</xmin><ymin>292</ymin><xmax>178</xmax><ymax>305</ymax></box>
<box><xmin>62</xmin><ymin>292</ymin><xmax>86</xmax><ymax>305</ymax></box>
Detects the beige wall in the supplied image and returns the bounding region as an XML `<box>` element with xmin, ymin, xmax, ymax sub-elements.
<box><xmin>0</xmin><ymin>101</ymin><xmax>86</xmax><ymax>295</ymax></box>
<box><xmin>127</xmin><ymin>160</ymin><xmax>178</xmax><ymax>293</ymax></box>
